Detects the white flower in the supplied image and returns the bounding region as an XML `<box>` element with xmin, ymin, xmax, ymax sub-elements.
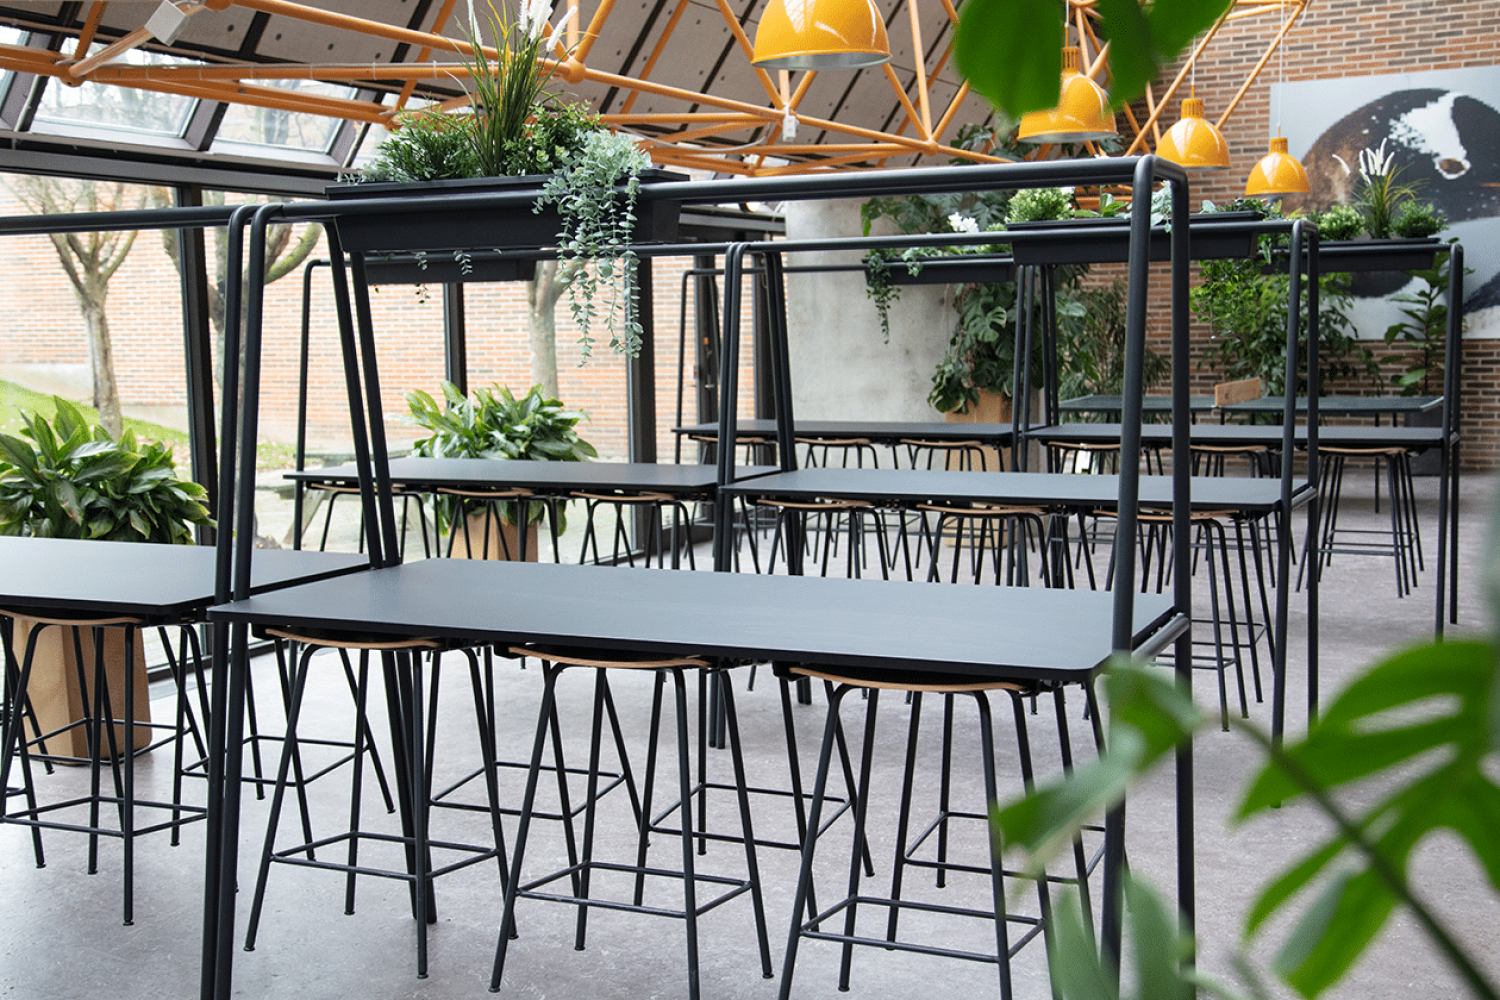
<box><xmin>947</xmin><ymin>213</ymin><xmax>979</xmax><ymax>234</ymax></box>
<box><xmin>520</xmin><ymin>0</ymin><xmax>552</xmax><ymax>39</ymax></box>
<box><xmin>1356</xmin><ymin>139</ymin><xmax>1395</xmax><ymax>180</ymax></box>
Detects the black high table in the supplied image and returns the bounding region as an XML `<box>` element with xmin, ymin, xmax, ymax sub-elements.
<box><xmin>720</xmin><ymin>467</ymin><xmax>1306</xmax><ymax>730</ymax></box>
<box><xmin>719</xmin><ymin>467</ymin><xmax>1298</xmax><ymax>514</ymax></box>
<box><xmin>210</xmin><ymin>559</ymin><xmax>1182</xmax><ymax>685</ymax></box>
<box><xmin>673</xmin><ymin>419</ymin><xmax>1016</xmax><ymax>467</ymax></box>
<box><xmin>287</xmin><ymin>456</ymin><xmax>776</xmax><ymax>497</ymax></box>
<box><xmin>1219</xmin><ymin>395</ymin><xmax>1443</xmax><ymax>421</ymax></box>
<box><xmin>0</xmin><ymin>538</ymin><xmax>368</xmax><ymax>618</ymax></box>
<box><xmin>199</xmin><ymin>156</ymin><xmax>1201</xmax><ymax>998</ymax></box>
<box><xmin>1026</xmin><ymin>420</ymin><xmax>1460</xmax><ymax>632</ymax></box>
<box><xmin>0</xmin><ymin>538</ymin><xmax>369</xmax><ymax>925</ymax></box>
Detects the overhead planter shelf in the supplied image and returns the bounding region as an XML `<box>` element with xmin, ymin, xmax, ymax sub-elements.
<box><xmin>1007</xmin><ymin>211</ymin><xmax>1263</xmax><ymax>266</ymax></box>
<box><xmin>324</xmin><ymin>171</ymin><xmax>686</xmax><ymax>255</ymax></box>
<box><xmin>877</xmin><ymin>254</ymin><xmax>1016</xmax><ymax>286</ymax></box>
<box><xmin>1311</xmin><ymin>238</ymin><xmax>1444</xmax><ymax>273</ymax></box>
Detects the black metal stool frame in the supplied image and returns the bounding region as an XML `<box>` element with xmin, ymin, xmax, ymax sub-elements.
<box><xmin>489</xmin><ymin>652</ymin><xmax>774</xmax><ymax>999</ymax></box>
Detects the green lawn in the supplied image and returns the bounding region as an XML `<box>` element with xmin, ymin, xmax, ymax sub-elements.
<box><xmin>1</xmin><ymin>379</ymin><xmax>292</xmax><ymax>472</ymax></box>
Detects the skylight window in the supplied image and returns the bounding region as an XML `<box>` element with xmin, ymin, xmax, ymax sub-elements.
<box><xmin>32</xmin><ymin>45</ymin><xmax>195</xmax><ymax>137</ymax></box>
<box><xmin>212</xmin><ymin>79</ymin><xmax>353</xmax><ymax>153</ymax></box>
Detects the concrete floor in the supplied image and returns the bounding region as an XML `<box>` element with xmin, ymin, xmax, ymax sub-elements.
<box><xmin>2</xmin><ymin>468</ymin><xmax>1496</xmax><ymax>1000</ymax></box>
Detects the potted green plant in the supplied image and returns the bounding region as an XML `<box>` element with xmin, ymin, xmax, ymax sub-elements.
<box><xmin>0</xmin><ymin>397</ymin><xmax>213</xmax><ymax>756</ymax></box>
<box><xmin>334</xmin><ymin>2</ymin><xmax>680</xmax><ymax>358</ymax></box>
<box><xmin>1192</xmin><ymin>200</ymin><xmax>1378</xmax><ymax>395</ymax></box>
<box><xmin>405</xmin><ymin>381</ymin><xmax>595</xmax><ymax>560</ymax></box>
<box><xmin>1382</xmin><ymin>253</ymin><xmax>1458</xmax><ymax>398</ymax></box>
<box><xmin>1313</xmin><ymin>140</ymin><xmax>1448</xmax><ymax>271</ymax></box>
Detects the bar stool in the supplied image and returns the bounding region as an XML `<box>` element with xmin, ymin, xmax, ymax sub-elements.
<box><xmin>1190</xmin><ymin>443</ymin><xmax>1285</xmax><ymax>581</ymax></box>
<box><xmin>797</xmin><ymin>437</ymin><xmax>880</xmax><ymax>469</ymax></box>
<box><xmin>242</xmin><ymin>628</ymin><xmax>506</xmax><ymax>979</ymax></box>
<box><xmin>775</xmin><ymin>664</ymin><xmax>1059</xmax><ymax>1000</ymax></box>
<box><xmin>0</xmin><ymin>623</ymin><xmax>46</xmax><ymax>870</ymax></box>
<box><xmin>490</xmin><ymin>646</ymin><xmax>773</xmax><ymax>999</ymax></box>
<box><xmin>899</xmin><ymin>438</ymin><xmax>993</xmax><ymax>472</ymax></box>
<box><xmin>917</xmin><ymin>502</ymin><xmax>1059</xmax><ymax>588</ymax></box>
<box><xmin>440</xmin><ymin>487</ymin><xmax>559</xmax><ymax>562</ymax></box>
<box><xmin>1307</xmin><ymin>445</ymin><xmax>1423</xmax><ymax>597</ymax></box>
<box><xmin>1104</xmin><ymin>507</ymin><xmax>1269</xmax><ymax>729</ymax></box>
<box><xmin>576</xmin><ymin>490</ymin><xmax>698</xmax><ymax>569</ymax></box>
<box><xmin>753</xmin><ymin>497</ymin><xmax>892</xmax><ymax>581</ymax></box>
<box><xmin>303</xmin><ymin>480</ymin><xmax>434</xmax><ymax>559</ymax></box>
<box><xmin>0</xmin><ymin>610</ymin><xmax>206</xmax><ymax>924</ymax></box>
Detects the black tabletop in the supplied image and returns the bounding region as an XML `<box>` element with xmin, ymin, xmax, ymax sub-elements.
<box><xmin>0</xmin><ymin>537</ymin><xmax>369</xmax><ymax>619</ymax></box>
<box><xmin>719</xmin><ymin>468</ymin><xmax>1297</xmax><ymax>515</ymax></box>
<box><xmin>674</xmin><ymin>420</ymin><xmax>1016</xmax><ymax>446</ymax></box>
<box><xmin>209</xmin><ymin>560</ymin><xmax>1180</xmax><ymax>683</ymax></box>
<box><xmin>287</xmin><ymin>457</ymin><xmax>778</xmax><ymax>495</ymax></box>
<box><xmin>1058</xmin><ymin>394</ymin><xmax>1216</xmax><ymax>414</ymax></box>
<box><xmin>1028</xmin><ymin>422</ymin><xmax>1449</xmax><ymax>450</ymax></box>
<box><xmin>1220</xmin><ymin>395</ymin><xmax>1443</xmax><ymax>416</ymax></box>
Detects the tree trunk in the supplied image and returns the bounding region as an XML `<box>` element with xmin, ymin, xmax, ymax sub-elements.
<box><xmin>81</xmin><ymin>300</ymin><xmax>123</xmax><ymax>438</ymax></box>
<box><xmin>527</xmin><ymin>259</ymin><xmax>566</xmax><ymax>398</ymax></box>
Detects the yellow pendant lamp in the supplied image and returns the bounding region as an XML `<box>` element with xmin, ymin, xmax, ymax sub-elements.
<box><xmin>1157</xmin><ymin>97</ymin><xmax>1229</xmax><ymax>169</ymax></box>
<box><xmin>1245</xmin><ymin>136</ymin><xmax>1310</xmax><ymax>196</ymax></box>
<box><xmin>751</xmin><ymin>0</ymin><xmax>891</xmax><ymax>70</ymax></box>
<box><xmin>1018</xmin><ymin>46</ymin><xmax>1116</xmax><ymax>144</ymax></box>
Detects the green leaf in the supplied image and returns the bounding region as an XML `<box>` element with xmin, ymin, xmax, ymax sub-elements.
<box><xmin>1275</xmin><ymin>868</ymin><xmax>1398</xmax><ymax>996</ymax></box>
<box><xmin>1126</xmin><ymin>875</ymin><xmax>1193</xmax><ymax>1000</ymax></box>
<box><xmin>953</xmin><ymin>0</ymin><xmax>1062</xmax><ymax>117</ymax></box>
<box><xmin>1240</xmin><ymin>640</ymin><xmax>1498</xmax><ymax>814</ymax></box>
<box><xmin>55</xmin><ymin>479</ymin><xmax>83</xmax><ymax>525</ymax></box>
<box><xmin>1047</xmin><ymin>889</ymin><xmax>1119</xmax><ymax>1000</ymax></box>
<box><xmin>994</xmin><ymin>733</ymin><xmax>1141</xmax><ymax>870</ymax></box>
<box><xmin>1093</xmin><ymin>0</ymin><xmax>1155</xmax><ymax>109</ymax></box>
<box><xmin>1244</xmin><ymin>837</ymin><xmax>1345</xmax><ymax>935</ymax></box>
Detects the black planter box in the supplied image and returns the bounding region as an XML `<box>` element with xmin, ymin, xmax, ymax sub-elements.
<box><xmin>874</xmin><ymin>254</ymin><xmax>1016</xmax><ymax>286</ymax></box>
<box><xmin>1315</xmin><ymin>238</ymin><xmax>1443</xmax><ymax>273</ymax></box>
<box><xmin>324</xmin><ymin>171</ymin><xmax>685</xmax><ymax>255</ymax></box>
<box><xmin>360</xmin><ymin>250</ymin><xmax>537</xmax><ymax>286</ymax></box>
<box><xmin>1008</xmin><ymin>211</ymin><xmax>1262</xmax><ymax>265</ymax></box>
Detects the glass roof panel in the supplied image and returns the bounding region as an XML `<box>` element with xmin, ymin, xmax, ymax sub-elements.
<box><xmin>0</xmin><ymin>27</ymin><xmax>18</xmax><ymax>125</ymax></box>
<box><xmin>211</xmin><ymin>79</ymin><xmax>355</xmax><ymax>153</ymax></box>
<box><xmin>32</xmin><ymin>45</ymin><xmax>196</xmax><ymax>137</ymax></box>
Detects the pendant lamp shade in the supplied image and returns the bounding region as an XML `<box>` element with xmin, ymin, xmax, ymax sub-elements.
<box><xmin>751</xmin><ymin>0</ymin><xmax>891</xmax><ymax>70</ymax></box>
<box><xmin>1017</xmin><ymin>46</ymin><xmax>1116</xmax><ymax>143</ymax></box>
<box><xmin>1245</xmin><ymin>136</ymin><xmax>1310</xmax><ymax>196</ymax></box>
<box><xmin>1157</xmin><ymin>98</ymin><xmax>1230</xmax><ymax>169</ymax></box>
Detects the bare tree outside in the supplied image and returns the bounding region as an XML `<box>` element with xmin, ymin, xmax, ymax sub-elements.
<box><xmin>526</xmin><ymin>259</ymin><xmax>574</xmax><ymax>399</ymax></box>
<box><xmin>9</xmin><ymin>177</ymin><xmax>144</xmax><ymax>438</ymax></box>
<box><xmin>152</xmin><ymin>189</ymin><xmax>322</xmax><ymax>394</ymax></box>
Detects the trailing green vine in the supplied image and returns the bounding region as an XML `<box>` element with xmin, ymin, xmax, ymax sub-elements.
<box><xmin>536</xmin><ymin>128</ymin><xmax>651</xmax><ymax>358</ymax></box>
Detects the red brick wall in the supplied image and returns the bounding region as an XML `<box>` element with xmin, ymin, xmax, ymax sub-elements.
<box><xmin>0</xmin><ymin>182</ymin><xmax>760</xmax><ymax>464</ymax></box>
<box><xmin>1120</xmin><ymin>0</ymin><xmax>1500</xmax><ymax>470</ymax></box>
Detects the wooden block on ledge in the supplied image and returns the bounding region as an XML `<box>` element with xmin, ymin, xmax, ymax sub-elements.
<box><xmin>1214</xmin><ymin>378</ymin><xmax>1262</xmax><ymax>407</ymax></box>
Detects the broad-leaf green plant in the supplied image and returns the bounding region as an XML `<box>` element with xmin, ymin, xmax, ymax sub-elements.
<box><xmin>1383</xmin><ymin>248</ymin><xmax>1465</xmax><ymax>397</ymax></box>
<box><xmin>1191</xmin><ymin>201</ymin><xmax>1374</xmax><ymax>395</ymax></box>
<box><xmin>0</xmin><ymin>396</ymin><xmax>211</xmax><ymax>544</ymax></box>
<box><xmin>991</xmin><ymin>479</ymin><xmax>1500</xmax><ymax>1000</ymax></box>
<box><xmin>406</xmin><ymin>382</ymin><xmax>595</xmax><ymax>530</ymax></box>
